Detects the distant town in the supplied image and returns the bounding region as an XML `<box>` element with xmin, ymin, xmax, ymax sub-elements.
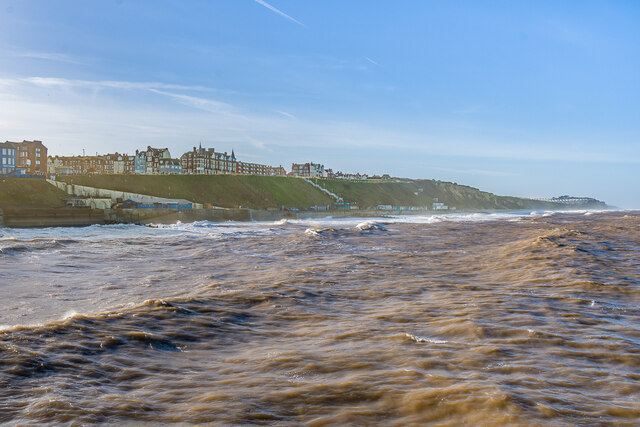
<box><xmin>0</xmin><ymin>139</ymin><xmax>383</xmax><ymax>180</ymax></box>
<box><xmin>1</xmin><ymin>139</ymin><xmax>605</xmax><ymax>212</ymax></box>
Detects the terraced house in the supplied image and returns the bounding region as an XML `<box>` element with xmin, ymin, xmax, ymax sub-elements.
<box><xmin>236</xmin><ymin>161</ymin><xmax>287</xmax><ymax>176</ymax></box>
<box><xmin>5</xmin><ymin>140</ymin><xmax>47</xmax><ymax>175</ymax></box>
<box><xmin>135</xmin><ymin>146</ymin><xmax>172</xmax><ymax>174</ymax></box>
<box><xmin>113</xmin><ymin>154</ymin><xmax>136</xmax><ymax>174</ymax></box>
<box><xmin>0</xmin><ymin>142</ymin><xmax>18</xmax><ymax>176</ymax></box>
<box><xmin>49</xmin><ymin>153</ymin><xmax>137</xmax><ymax>175</ymax></box>
<box><xmin>180</xmin><ymin>145</ymin><xmax>236</xmax><ymax>174</ymax></box>
<box><xmin>291</xmin><ymin>162</ymin><xmax>325</xmax><ymax>178</ymax></box>
<box><xmin>159</xmin><ymin>158</ymin><xmax>182</xmax><ymax>174</ymax></box>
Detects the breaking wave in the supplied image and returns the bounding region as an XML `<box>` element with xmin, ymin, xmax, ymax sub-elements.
<box><xmin>0</xmin><ymin>210</ymin><xmax>638</xmax><ymax>425</ymax></box>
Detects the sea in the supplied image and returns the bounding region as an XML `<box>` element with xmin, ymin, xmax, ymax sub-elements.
<box><xmin>1</xmin><ymin>210</ymin><xmax>639</xmax><ymax>425</ymax></box>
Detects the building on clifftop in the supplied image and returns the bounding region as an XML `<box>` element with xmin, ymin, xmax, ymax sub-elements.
<box><xmin>180</xmin><ymin>145</ymin><xmax>236</xmax><ymax>174</ymax></box>
<box><xmin>159</xmin><ymin>158</ymin><xmax>182</xmax><ymax>174</ymax></box>
<box><xmin>0</xmin><ymin>142</ymin><xmax>18</xmax><ymax>176</ymax></box>
<box><xmin>135</xmin><ymin>146</ymin><xmax>172</xmax><ymax>174</ymax></box>
<box><xmin>291</xmin><ymin>162</ymin><xmax>325</xmax><ymax>178</ymax></box>
<box><xmin>4</xmin><ymin>140</ymin><xmax>47</xmax><ymax>175</ymax></box>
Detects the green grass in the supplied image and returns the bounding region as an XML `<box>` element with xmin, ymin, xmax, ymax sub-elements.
<box><xmin>0</xmin><ymin>175</ymin><xmax>590</xmax><ymax>212</ymax></box>
<box><xmin>60</xmin><ymin>175</ymin><xmax>561</xmax><ymax>211</ymax></box>
<box><xmin>61</xmin><ymin>175</ymin><xmax>334</xmax><ymax>209</ymax></box>
<box><xmin>0</xmin><ymin>178</ymin><xmax>69</xmax><ymax>208</ymax></box>
<box><xmin>311</xmin><ymin>178</ymin><xmax>556</xmax><ymax>210</ymax></box>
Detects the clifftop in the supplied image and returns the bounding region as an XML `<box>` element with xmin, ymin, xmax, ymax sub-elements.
<box><xmin>1</xmin><ymin>175</ymin><xmax>607</xmax><ymax>212</ymax></box>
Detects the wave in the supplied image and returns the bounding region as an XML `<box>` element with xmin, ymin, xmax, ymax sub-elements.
<box><xmin>355</xmin><ymin>221</ymin><xmax>387</xmax><ymax>231</ymax></box>
<box><xmin>1</xmin><ymin>211</ymin><xmax>618</xmax><ymax>244</ymax></box>
<box><xmin>269</xmin><ymin>211</ymin><xmax>543</xmax><ymax>232</ymax></box>
<box><xmin>0</xmin><ymin>298</ymin><xmax>192</xmax><ymax>335</ymax></box>
<box><xmin>304</xmin><ymin>228</ymin><xmax>323</xmax><ymax>237</ymax></box>
<box><xmin>0</xmin><ymin>238</ymin><xmax>79</xmax><ymax>255</ymax></box>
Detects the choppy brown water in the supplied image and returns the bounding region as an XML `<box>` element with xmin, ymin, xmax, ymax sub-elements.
<box><xmin>1</xmin><ymin>211</ymin><xmax>639</xmax><ymax>425</ymax></box>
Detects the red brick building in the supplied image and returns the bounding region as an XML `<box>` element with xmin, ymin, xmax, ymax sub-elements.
<box><xmin>6</xmin><ymin>140</ymin><xmax>47</xmax><ymax>175</ymax></box>
<box><xmin>180</xmin><ymin>145</ymin><xmax>236</xmax><ymax>174</ymax></box>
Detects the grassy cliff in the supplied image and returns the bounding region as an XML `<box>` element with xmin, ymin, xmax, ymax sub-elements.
<box><xmin>58</xmin><ymin>174</ymin><xmax>557</xmax><ymax>211</ymax></box>
<box><xmin>312</xmin><ymin>178</ymin><xmax>551</xmax><ymax>210</ymax></box>
<box><xmin>0</xmin><ymin>178</ymin><xmax>69</xmax><ymax>208</ymax></box>
<box><xmin>2</xmin><ymin>175</ymin><xmax>563</xmax><ymax>211</ymax></box>
<box><xmin>61</xmin><ymin>175</ymin><xmax>334</xmax><ymax>209</ymax></box>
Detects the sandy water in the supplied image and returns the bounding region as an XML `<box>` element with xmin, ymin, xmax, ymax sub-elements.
<box><xmin>1</xmin><ymin>211</ymin><xmax>639</xmax><ymax>425</ymax></box>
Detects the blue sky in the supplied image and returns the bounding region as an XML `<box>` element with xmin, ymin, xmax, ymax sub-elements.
<box><xmin>1</xmin><ymin>0</ymin><xmax>639</xmax><ymax>207</ymax></box>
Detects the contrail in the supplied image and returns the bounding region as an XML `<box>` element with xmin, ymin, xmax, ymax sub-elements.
<box><xmin>254</xmin><ymin>0</ymin><xmax>304</xmax><ymax>26</ymax></box>
<box><xmin>364</xmin><ymin>56</ymin><xmax>379</xmax><ymax>66</ymax></box>
<box><xmin>276</xmin><ymin>110</ymin><xmax>296</xmax><ymax>119</ymax></box>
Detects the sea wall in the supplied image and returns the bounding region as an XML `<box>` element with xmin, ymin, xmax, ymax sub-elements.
<box><xmin>46</xmin><ymin>179</ymin><xmax>205</xmax><ymax>209</ymax></box>
<box><xmin>0</xmin><ymin>206</ymin><xmax>455</xmax><ymax>228</ymax></box>
<box><xmin>0</xmin><ymin>207</ymin><xmax>108</xmax><ymax>228</ymax></box>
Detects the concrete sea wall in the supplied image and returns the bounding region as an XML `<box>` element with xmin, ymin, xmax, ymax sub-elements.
<box><xmin>0</xmin><ymin>206</ymin><xmax>441</xmax><ymax>228</ymax></box>
<box><xmin>46</xmin><ymin>180</ymin><xmax>205</xmax><ymax>209</ymax></box>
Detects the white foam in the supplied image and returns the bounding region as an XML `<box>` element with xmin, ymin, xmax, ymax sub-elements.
<box><xmin>405</xmin><ymin>333</ymin><xmax>448</xmax><ymax>344</ymax></box>
<box><xmin>304</xmin><ymin>228</ymin><xmax>322</xmax><ymax>236</ymax></box>
<box><xmin>2</xmin><ymin>210</ymin><xmax>616</xmax><ymax>244</ymax></box>
<box><xmin>63</xmin><ymin>310</ymin><xmax>79</xmax><ymax>320</ymax></box>
<box><xmin>355</xmin><ymin>221</ymin><xmax>387</xmax><ymax>231</ymax></box>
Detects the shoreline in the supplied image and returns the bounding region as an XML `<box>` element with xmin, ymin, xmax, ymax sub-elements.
<box><xmin>0</xmin><ymin>206</ymin><xmax>617</xmax><ymax>229</ymax></box>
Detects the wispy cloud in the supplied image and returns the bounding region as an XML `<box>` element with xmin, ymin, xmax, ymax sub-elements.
<box><xmin>430</xmin><ymin>166</ymin><xmax>517</xmax><ymax>177</ymax></box>
<box><xmin>244</xmin><ymin>135</ymin><xmax>272</xmax><ymax>151</ymax></box>
<box><xmin>12</xmin><ymin>76</ymin><xmax>241</xmax><ymax>117</ymax></box>
<box><xmin>0</xmin><ymin>78</ymin><xmax>14</xmax><ymax>88</ymax></box>
<box><xmin>364</xmin><ymin>56</ymin><xmax>379</xmax><ymax>66</ymax></box>
<box><xmin>254</xmin><ymin>0</ymin><xmax>304</xmax><ymax>26</ymax></box>
<box><xmin>21</xmin><ymin>77</ymin><xmax>213</xmax><ymax>92</ymax></box>
<box><xmin>18</xmin><ymin>52</ymin><xmax>85</xmax><ymax>65</ymax></box>
<box><xmin>148</xmin><ymin>89</ymin><xmax>238</xmax><ymax>115</ymax></box>
<box><xmin>2</xmin><ymin>76</ymin><xmax>638</xmax><ymax>166</ymax></box>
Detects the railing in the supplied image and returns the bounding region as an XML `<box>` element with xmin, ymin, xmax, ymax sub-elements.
<box><xmin>302</xmin><ymin>178</ymin><xmax>343</xmax><ymax>202</ymax></box>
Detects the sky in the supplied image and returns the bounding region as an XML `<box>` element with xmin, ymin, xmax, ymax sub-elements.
<box><xmin>0</xmin><ymin>0</ymin><xmax>639</xmax><ymax>207</ymax></box>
